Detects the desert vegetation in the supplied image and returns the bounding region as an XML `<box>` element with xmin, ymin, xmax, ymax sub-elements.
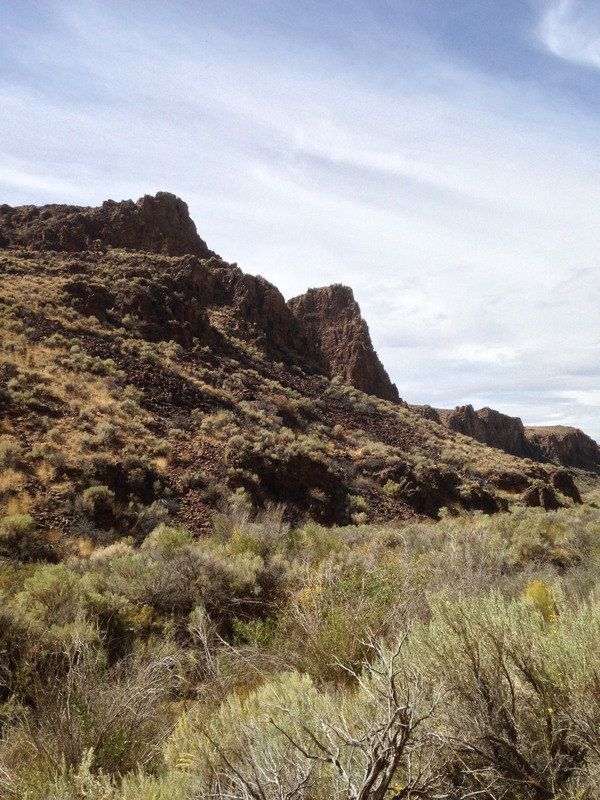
<box><xmin>0</xmin><ymin>243</ymin><xmax>587</xmax><ymax>550</ymax></box>
<box><xmin>0</xmin><ymin>501</ymin><xmax>599</xmax><ymax>797</ymax></box>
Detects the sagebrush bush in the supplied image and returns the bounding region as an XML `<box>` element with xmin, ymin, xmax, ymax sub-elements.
<box><xmin>0</xmin><ymin>439</ymin><xmax>22</xmax><ymax>469</ymax></box>
<box><xmin>2</xmin><ymin>501</ymin><xmax>600</xmax><ymax>797</ymax></box>
<box><xmin>82</xmin><ymin>485</ymin><xmax>115</xmax><ymax>513</ymax></box>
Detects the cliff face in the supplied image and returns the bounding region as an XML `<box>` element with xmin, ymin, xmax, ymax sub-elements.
<box><xmin>221</xmin><ymin>269</ymin><xmax>310</xmax><ymax>357</ymax></box>
<box><xmin>64</xmin><ymin>253</ymin><xmax>310</xmax><ymax>357</ymax></box>
<box><xmin>525</xmin><ymin>426</ymin><xmax>600</xmax><ymax>472</ymax></box>
<box><xmin>0</xmin><ymin>192</ymin><xmax>212</xmax><ymax>258</ymax></box>
<box><xmin>439</xmin><ymin>405</ymin><xmax>535</xmax><ymax>459</ymax></box>
<box><xmin>287</xmin><ymin>285</ymin><xmax>400</xmax><ymax>403</ymax></box>
<box><xmin>431</xmin><ymin>404</ymin><xmax>600</xmax><ymax>472</ymax></box>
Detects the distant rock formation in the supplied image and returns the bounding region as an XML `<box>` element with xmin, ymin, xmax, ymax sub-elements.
<box><xmin>426</xmin><ymin>404</ymin><xmax>600</xmax><ymax>472</ymax></box>
<box><xmin>0</xmin><ymin>192</ymin><xmax>212</xmax><ymax>258</ymax></box>
<box><xmin>437</xmin><ymin>404</ymin><xmax>535</xmax><ymax>459</ymax></box>
<box><xmin>287</xmin><ymin>284</ymin><xmax>400</xmax><ymax>403</ymax></box>
<box><xmin>525</xmin><ymin>426</ymin><xmax>600</xmax><ymax>472</ymax></box>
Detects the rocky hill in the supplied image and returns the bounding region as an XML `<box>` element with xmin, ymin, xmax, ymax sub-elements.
<box><xmin>525</xmin><ymin>425</ymin><xmax>600</xmax><ymax>471</ymax></box>
<box><xmin>0</xmin><ymin>192</ymin><xmax>596</xmax><ymax>562</ymax></box>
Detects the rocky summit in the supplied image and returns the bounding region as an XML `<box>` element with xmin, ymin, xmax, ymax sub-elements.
<box><xmin>0</xmin><ymin>191</ymin><xmax>212</xmax><ymax>257</ymax></box>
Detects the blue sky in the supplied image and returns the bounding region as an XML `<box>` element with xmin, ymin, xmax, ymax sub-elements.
<box><xmin>2</xmin><ymin>0</ymin><xmax>600</xmax><ymax>440</ymax></box>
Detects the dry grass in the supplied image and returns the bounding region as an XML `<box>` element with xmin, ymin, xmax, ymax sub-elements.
<box><xmin>6</xmin><ymin>491</ymin><xmax>32</xmax><ymax>516</ymax></box>
<box><xmin>35</xmin><ymin>462</ymin><xmax>56</xmax><ymax>484</ymax></box>
<box><xmin>0</xmin><ymin>469</ymin><xmax>27</xmax><ymax>494</ymax></box>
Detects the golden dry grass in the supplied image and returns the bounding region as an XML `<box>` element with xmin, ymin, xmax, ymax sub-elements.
<box><xmin>35</xmin><ymin>461</ymin><xmax>56</xmax><ymax>484</ymax></box>
<box><xmin>6</xmin><ymin>491</ymin><xmax>32</xmax><ymax>516</ymax></box>
<box><xmin>0</xmin><ymin>469</ymin><xmax>27</xmax><ymax>494</ymax></box>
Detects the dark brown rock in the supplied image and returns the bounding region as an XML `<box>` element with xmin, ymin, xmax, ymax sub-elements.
<box><xmin>550</xmin><ymin>470</ymin><xmax>582</xmax><ymax>503</ymax></box>
<box><xmin>410</xmin><ymin>405</ymin><xmax>442</xmax><ymax>423</ymax></box>
<box><xmin>438</xmin><ymin>404</ymin><xmax>486</xmax><ymax>442</ymax></box>
<box><xmin>0</xmin><ymin>192</ymin><xmax>212</xmax><ymax>257</ymax></box>
<box><xmin>62</xmin><ymin>254</ymin><xmax>219</xmax><ymax>347</ymax></box>
<box><xmin>65</xmin><ymin>279</ymin><xmax>114</xmax><ymax>319</ymax></box>
<box><xmin>230</xmin><ymin>451</ymin><xmax>350</xmax><ymax>526</ymax></box>
<box><xmin>222</xmin><ymin>268</ymin><xmax>310</xmax><ymax>357</ymax></box>
<box><xmin>490</xmin><ymin>470</ymin><xmax>531</xmax><ymax>493</ymax></box>
<box><xmin>523</xmin><ymin>484</ymin><xmax>562</xmax><ymax>511</ymax></box>
<box><xmin>440</xmin><ymin>404</ymin><xmax>535</xmax><ymax>458</ymax></box>
<box><xmin>525</xmin><ymin>426</ymin><xmax>600</xmax><ymax>472</ymax></box>
<box><xmin>462</xmin><ymin>484</ymin><xmax>509</xmax><ymax>514</ymax></box>
<box><xmin>287</xmin><ymin>285</ymin><xmax>400</xmax><ymax>403</ymax></box>
<box><xmin>436</xmin><ymin>404</ymin><xmax>599</xmax><ymax>474</ymax></box>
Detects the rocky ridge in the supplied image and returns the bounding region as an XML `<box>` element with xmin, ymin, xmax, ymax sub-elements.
<box><xmin>0</xmin><ymin>191</ymin><xmax>597</xmax><ymax>548</ymax></box>
<box><xmin>1</xmin><ymin>194</ymin><xmax>394</xmax><ymax>401</ymax></box>
<box><xmin>426</xmin><ymin>404</ymin><xmax>600</xmax><ymax>472</ymax></box>
<box><xmin>0</xmin><ymin>192</ymin><xmax>213</xmax><ymax>258</ymax></box>
<box><xmin>435</xmin><ymin>405</ymin><xmax>535</xmax><ymax>459</ymax></box>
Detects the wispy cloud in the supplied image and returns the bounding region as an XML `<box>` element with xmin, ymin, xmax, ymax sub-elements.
<box><xmin>537</xmin><ymin>0</ymin><xmax>600</xmax><ymax>68</ymax></box>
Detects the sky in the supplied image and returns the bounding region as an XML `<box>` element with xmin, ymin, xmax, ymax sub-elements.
<box><xmin>2</xmin><ymin>1</ymin><xmax>600</xmax><ymax>440</ymax></box>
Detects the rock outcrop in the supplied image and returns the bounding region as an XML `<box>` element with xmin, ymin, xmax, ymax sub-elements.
<box><xmin>525</xmin><ymin>426</ymin><xmax>600</xmax><ymax>472</ymax></box>
<box><xmin>287</xmin><ymin>285</ymin><xmax>400</xmax><ymax>403</ymax></box>
<box><xmin>438</xmin><ymin>404</ymin><xmax>535</xmax><ymax>459</ymax></box>
<box><xmin>428</xmin><ymin>404</ymin><xmax>600</xmax><ymax>472</ymax></box>
<box><xmin>219</xmin><ymin>268</ymin><xmax>310</xmax><ymax>357</ymax></box>
<box><xmin>0</xmin><ymin>192</ymin><xmax>212</xmax><ymax>258</ymax></box>
<box><xmin>64</xmin><ymin>253</ymin><xmax>311</xmax><ymax>356</ymax></box>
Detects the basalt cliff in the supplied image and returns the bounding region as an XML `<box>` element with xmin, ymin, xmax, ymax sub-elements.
<box><xmin>425</xmin><ymin>404</ymin><xmax>600</xmax><ymax>472</ymax></box>
<box><xmin>288</xmin><ymin>285</ymin><xmax>400</xmax><ymax>403</ymax></box>
<box><xmin>0</xmin><ymin>192</ymin><xmax>213</xmax><ymax>258</ymax></box>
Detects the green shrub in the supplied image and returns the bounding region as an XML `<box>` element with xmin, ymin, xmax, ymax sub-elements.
<box><xmin>142</xmin><ymin>524</ymin><xmax>193</xmax><ymax>558</ymax></box>
<box><xmin>1</xmin><ymin>513</ymin><xmax>34</xmax><ymax>537</ymax></box>
<box><xmin>82</xmin><ymin>486</ymin><xmax>115</xmax><ymax>514</ymax></box>
<box><xmin>0</xmin><ymin>440</ymin><xmax>22</xmax><ymax>469</ymax></box>
<box><xmin>16</xmin><ymin>630</ymin><xmax>179</xmax><ymax>781</ymax></box>
<box><xmin>0</xmin><ymin>514</ymin><xmax>47</xmax><ymax>561</ymax></box>
<box><xmin>411</xmin><ymin>590</ymin><xmax>594</xmax><ymax>798</ymax></box>
<box><xmin>283</xmin><ymin>561</ymin><xmax>406</xmax><ymax>682</ymax></box>
<box><xmin>167</xmin><ymin>639</ymin><xmax>441</xmax><ymax>799</ymax></box>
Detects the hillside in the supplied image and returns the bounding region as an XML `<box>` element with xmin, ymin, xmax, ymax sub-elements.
<box><xmin>0</xmin><ymin>193</ymin><xmax>595</xmax><ymax>562</ymax></box>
